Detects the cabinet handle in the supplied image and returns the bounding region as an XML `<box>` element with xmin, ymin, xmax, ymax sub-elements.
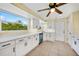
<box><xmin>2</xmin><ymin>43</ymin><xmax>11</xmax><ymax>47</ymax></box>
<box><xmin>13</xmin><ymin>47</ymin><xmax>15</xmax><ymax>52</ymax></box>
<box><xmin>36</xmin><ymin>38</ymin><xmax>37</xmax><ymax>40</ymax></box>
<box><xmin>19</xmin><ymin>39</ymin><xmax>24</xmax><ymax>42</ymax></box>
<box><xmin>25</xmin><ymin>42</ymin><xmax>27</xmax><ymax>46</ymax></box>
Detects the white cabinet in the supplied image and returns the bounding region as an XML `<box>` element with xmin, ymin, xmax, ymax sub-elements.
<box><xmin>48</xmin><ymin>33</ymin><xmax>55</xmax><ymax>42</ymax></box>
<box><xmin>68</xmin><ymin>34</ymin><xmax>79</xmax><ymax>55</ymax></box>
<box><xmin>71</xmin><ymin>36</ymin><xmax>79</xmax><ymax>55</ymax></box>
<box><xmin>0</xmin><ymin>33</ymin><xmax>40</xmax><ymax>56</ymax></box>
<box><xmin>15</xmin><ymin>38</ymin><xmax>26</xmax><ymax>56</ymax></box>
<box><xmin>33</xmin><ymin>34</ymin><xmax>39</xmax><ymax>45</ymax></box>
<box><xmin>0</xmin><ymin>41</ymin><xmax>15</xmax><ymax>56</ymax></box>
<box><xmin>43</xmin><ymin>32</ymin><xmax>47</xmax><ymax>41</ymax></box>
<box><xmin>43</xmin><ymin>32</ymin><xmax>55</xmax><ymax>42</ymax></box>
<box><xmin>15</xmin><ymin>34</ymin><xmax>39</xmax><ymax>56</ymax></box>
<box><xmin>25</xmin><ymin>34</ymin><xmax>39</xmax><ymax>55</ymax></box>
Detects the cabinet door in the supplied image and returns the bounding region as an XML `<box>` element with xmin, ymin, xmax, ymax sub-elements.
<box><xmin>33</xmin><ymin>34</ymin><xmax>39</xmax><ymax>46</ymax></box>
<box><xmin>27</xmin><ymin>35</ymin><xmax>38</xmax><ymax>49</ymax></box>
<box><xmin>16</xmin><ymin>38</ymin><xmax>26</xmax><ymax>56</ymax></box>
<box><xmin>0</xmin><ymin>41</ymin><xmax>15</xmax><ymax>56</ymax></box>
<box><xmin>24</xmin><ymin>35</ymin><xmax>39</xmax><ymax>55</ymax></box>
<box><xmin>43</xmin><ymin>32</ymin><xmax>47</xmax><ymax>41</ymax></box>
<box><xmin>48</xmin><ymin>33</ymin><xmax>55</xmax><ymax>42</ymax></box>
<box><xmin>46</xmin><ymin>33</ymin><xmax>49</xmax><ymax>41</ymax></box>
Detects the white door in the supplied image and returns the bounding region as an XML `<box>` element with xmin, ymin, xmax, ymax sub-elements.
<box><xmin>55</xmin><ymin>21</ymin><xmax>65</xmax><ymax>41</ymax></box>
<box><xmin>67</xmin><ymin>16</ymin><xmax>73</xmax><ymax>45</ymax></box>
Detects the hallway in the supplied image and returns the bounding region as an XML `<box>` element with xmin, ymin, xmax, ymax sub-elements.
<box><xmin>26</xmin><ymin>41</ymin><xmax>78</xmax><ymax>56</ymax></box>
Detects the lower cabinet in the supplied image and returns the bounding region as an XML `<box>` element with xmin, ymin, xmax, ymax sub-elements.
<box><xmin>43</xmin><ymin>32</ymin><xmax>55</xmax><ymax>42</ymax></box>
<box><xmin>68</xmin><ymin>36</ymin><xmax>79</xmax><ymax>55</ymax></box>
<box><xmin>15</xmin><ymin>38</ymin><xmax>27</xmax><ymax>56</ymax></box>
<box><xmin>15</xmin><ymin>34</ymin><xmax>39</xmax><ymax>56</ymax></box>
<box><xmin>24</xmin><ymin>34</ymin><xmax>39</xmax><ymax>55</ymax></box>
<box><xmin>0</xmin><ymin>41</ymin><xmax>16</xmax><ymax>56</ymax></box>
<box><xmin>0</xmin><ymin>34</ymin><xmax>39</xmax><ymax>56</ymax></box>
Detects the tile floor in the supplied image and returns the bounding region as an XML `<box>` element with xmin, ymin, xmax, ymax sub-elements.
<box><xmin>26</xmin><ymin>41</ymin><xmax>78</xmax><ymax>56</ymax></box>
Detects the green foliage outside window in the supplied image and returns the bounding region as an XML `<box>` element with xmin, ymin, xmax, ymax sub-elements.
<box><xmin>2</xmin><ymin>21</ymin><xmax>27</xmax><ymax>30</ymax></box>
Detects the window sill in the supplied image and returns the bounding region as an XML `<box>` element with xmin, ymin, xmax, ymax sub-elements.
<box><xmin>0</xmin><ymin>30</ymin><xmax>28</xmax><ymax>35</ymax></box>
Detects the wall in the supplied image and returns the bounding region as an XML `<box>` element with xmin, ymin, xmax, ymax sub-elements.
<box><xmin>72</xmin><ymin>11</ymin><xmax>79</xmax><ymax>36</ymax></box>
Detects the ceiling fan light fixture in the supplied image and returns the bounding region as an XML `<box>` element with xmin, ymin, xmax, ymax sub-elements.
<box><xmin>50</xmin><ymin>8</ymin><xmax>55</xmax><ymax>13</ymax></box>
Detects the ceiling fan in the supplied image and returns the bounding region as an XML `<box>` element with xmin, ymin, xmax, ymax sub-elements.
<box><xmin>37</xmin><ymin>3</ymin><xmax>66</xmax><ymax>17</ymax></box>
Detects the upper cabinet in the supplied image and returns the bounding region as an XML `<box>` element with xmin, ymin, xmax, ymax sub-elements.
<box><xmin>32</xmin><ymin>17</ymin><xmax>45</xmax><ymax>30</ymax></box>
<box><xmin>33</xmin><ymin>17</ymin><xmax>39</xmax><ymax>29</ymax></box>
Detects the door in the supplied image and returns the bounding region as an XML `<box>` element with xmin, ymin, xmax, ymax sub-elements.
<box><xmin>67</xmin><ymin>16</ymin><xmax>74</xmax><ymax>45</ymax></box>
<box><xmin>55</xmin><ymin>21</ymin><xmax>65</xmax><ymax>41</ymax></box>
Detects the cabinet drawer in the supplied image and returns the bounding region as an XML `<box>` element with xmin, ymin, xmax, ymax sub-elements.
<box><xmin>0</xmin><ymin>41</ymin><xmax>15</xmax><ymax>49</ymax></box>
<box><xmin>16</xmin><ymin>38</ymin><xmax>25</xmax><ymax>44</ymax></box>
<box><xmin>0</xmin><ymin>45</ymin><xmax>15</xmax><ymax>56</ymax></box>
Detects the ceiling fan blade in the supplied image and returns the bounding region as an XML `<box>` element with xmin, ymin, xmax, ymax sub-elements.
<box><xmin>55</xmin><ymin>8</ymin><xmax>63</xmax><ymax>14</ymax></box>
<box><xmin>56</xmin><ymin>3</ymin><xmax>66</xmax><ymax>7</ymax></box>
<box><xmin>54</xmin><ymin>3</ymin><xmax>56</xmax><ymax>6</ymax></box>
<box><xmin>46</xmin><ymin>11</ymin><xmax>51</xmax><ymax>17</ymax></box>
<box><xmin>38</xmin><ymin>8</ymin><xmax>50</xmax><ymax>12</ymax></box>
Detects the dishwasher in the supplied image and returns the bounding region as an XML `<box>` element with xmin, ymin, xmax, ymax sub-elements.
<box><xmin>39</xmin><ymin>33</ymin><xmax>43</xmax><ymax>45</ymax></box>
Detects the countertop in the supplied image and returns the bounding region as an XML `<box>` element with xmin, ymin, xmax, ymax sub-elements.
<box><xmin>0</xmin><ymin>31</ymin><xmax>42</xmax><ymax>43</ymax></box>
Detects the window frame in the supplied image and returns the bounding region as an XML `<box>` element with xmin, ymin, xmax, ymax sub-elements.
<box><xmin>0</xmin><ymin>9</ymin><xmax>30</xmax><ymax>32</ymax></box>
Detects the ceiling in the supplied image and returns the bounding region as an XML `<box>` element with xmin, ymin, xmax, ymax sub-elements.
<box><xmin>24</xmin><ymin>3</ymin><xmax>79</xmax><ymax>21</ymax></box>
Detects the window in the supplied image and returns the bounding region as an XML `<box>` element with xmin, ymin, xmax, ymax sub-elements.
<box><xmin>0</xmin><ymin>11</ymin><xmax>29</xmax><ymax>31</ymax></box>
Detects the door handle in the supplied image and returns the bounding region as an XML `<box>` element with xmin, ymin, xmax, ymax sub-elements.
<box><xmin>19</xmin><ymin>39</ymin><xmax>24</xmax><ymax>42</ymax></box>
